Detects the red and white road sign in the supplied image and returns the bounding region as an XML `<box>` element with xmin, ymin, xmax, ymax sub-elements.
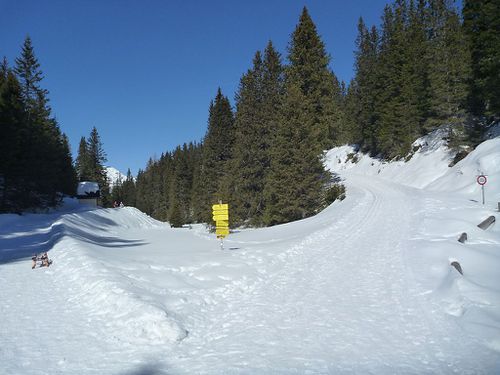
<box><xmin>477</xmin><ymin>175</ymin><xmax>487</xmax><ymax>185</ymax></box>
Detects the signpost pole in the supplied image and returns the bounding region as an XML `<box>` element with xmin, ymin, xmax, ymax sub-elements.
<box><xmin>477</xmin><ymin>175</ymin><xmax>487</xmax><ymax>205</ymax></box>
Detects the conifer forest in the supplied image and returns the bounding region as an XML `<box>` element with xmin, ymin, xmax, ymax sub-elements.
<box><xmin>1</xmin><ymin>0</ymin><xmax>499</xmax><ymax>228</ymax></box>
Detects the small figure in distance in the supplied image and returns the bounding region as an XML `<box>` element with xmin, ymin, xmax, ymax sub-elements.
<box><xmin>31</xmin><ymin>254</ymin><xmax>38</xmax><ymax>269</ymax></box>
<box><xmin>119</xmin><ymin>201</ymin><xmax>124</xmax><ymax>208</ymax></box>
<box><xmin>113</xmin><ymin>201</ymin><xmax>118</xmax><ymax>208</ymax></box>
<box><xmin>41</xmin><ymin>252</ymin><xmax>50</xmax><ymax>267</ymax></box>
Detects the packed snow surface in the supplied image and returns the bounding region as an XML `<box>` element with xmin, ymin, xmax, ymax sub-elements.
<box><xmin>1</xmin><ymin>130</ymin><xmax>499</xmax><ymax>374</ymax></box>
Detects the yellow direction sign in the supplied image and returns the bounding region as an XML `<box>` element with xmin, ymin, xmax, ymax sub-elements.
<box><xmin>212</xmin><ymin>203</ymin><xmax>229</xmax><ymax>211</ymax></box>
<box><xmin>213</xmin><ymin>213</ymin><xmax>229</xmax><ymax>221</ymax></box>
<box><xmin>215</xmin><ymin>219</ymin><xmax>229</xmax><ymax>227</ymax></box>
<box><xmin>212</xmin><ymin>203</ymin><xmax>229</xmax><ymax>239</ymax></box>
<box><xmin>216</xmin><ymin>228</ymin><xmax>230</xmax><ymax>236</ymax></box>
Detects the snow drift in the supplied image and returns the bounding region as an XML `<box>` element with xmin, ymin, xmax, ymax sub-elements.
<box><xmin>2</xmin><ymin>207</ymin><xmax>188</xmax><ymax>345</ymax></box>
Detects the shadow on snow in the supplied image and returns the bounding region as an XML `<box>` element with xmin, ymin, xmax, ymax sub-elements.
<box><xmin>0</xmin><ymin>210</ymin><xmax>147</xmax><ymax>265</ymax></box>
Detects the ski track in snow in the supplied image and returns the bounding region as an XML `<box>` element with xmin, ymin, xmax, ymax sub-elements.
<box><xmin>166</xmin><ymin>174</ymin><xmax>498</xmax><ymax>374</ymax></box>
<box><xmin>1</xmin><ymin>174</ymin><xmax>499</xmax><ymax>373</ymax></box>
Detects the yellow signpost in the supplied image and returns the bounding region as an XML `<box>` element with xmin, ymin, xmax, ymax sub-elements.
<box><xmin>212</xmin><ymin>203</ymin><xmax>229</xmax><ymax>248</ymax></box>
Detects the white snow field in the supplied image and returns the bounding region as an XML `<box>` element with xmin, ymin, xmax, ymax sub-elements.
<box><xmin>1</xmin><ymin>130</ymin><xmax>500</xmax><ymax>374</ymax></box>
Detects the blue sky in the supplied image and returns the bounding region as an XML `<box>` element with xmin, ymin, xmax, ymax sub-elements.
<box><xmin>1</xmin><ymin>0</ymin><xmax>399</xmax><ymax>175</ymax></box>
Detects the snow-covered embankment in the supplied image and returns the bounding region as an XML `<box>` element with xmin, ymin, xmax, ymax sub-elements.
<box><xmin>325</xmin><ymin>129</ymin><xmax>500</xmax><ymax>352</ymax></box>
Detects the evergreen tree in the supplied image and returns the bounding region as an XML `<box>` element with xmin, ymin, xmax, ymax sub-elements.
<box><xmin>349</xmin><ymin>18</ymin><xmax>380</xmax><ymax>151</ymax></box>
<box><xmin>14</xmin><ymin>36</ymin><xmax>47</xmax><ymax>117</ymax></box>
<box><xmin>401</xmin><ymin>0</ymin><xmax>430</xmax><ymax>139</ymax></box>
<box><xmin>168</xmin><ymin>145</ymin><xmax>191</xmax><ymax>224</ymax></box>
<box><xmin>168</xmin><ymin>194</ymin><xmax>183</xmax><ymax>228</ymax></box>
<box><xmin>425</xmin><ymin>0</ymin><xmax>471</xmax><ymax>130</ymax></box>
<box><xmin>56</xmin><ymin>133</ymin><xmax>77</xmax><ymax>196</ymax></box>
<box><xmin>374</xmin><ymin>2</ymin><xmax>413</xmax><ymax>159</ymax></box>
<box><xmin>227</xmin><ymin>43</ymin><xmax>284</xmax><ymax>226</ymax></box>
<box><xmin>134</xmin><ymin>169</ymin><xmax>150</xmax><ymax>214</ymax></box>
<box><xmin>463</xmin><ymin>0</ymin><xmax>500</xmax><ymax>120</ymax></box>
<box><xmin>85</xmin><ymin>126</ymin><xmax>110</xmax><ymax>206</ymax></box>
<box><xmin>121</xmin><ymin>168</ymin><xmax>136</xmax><ymax>207</ymax></box>
<box><xmin>110</xmin><ymin>176</ymin><xmax>123</xmax><ymax>204</ymax></box>
<box><xmin>75</xmin><ymin>136</ymin><xmax>91</xmax><ymax>181</ymax></box>
<box><xmin>0</xmin><ymin>65</ymin><xmax>27</xmax><ymax>211</ymax></box>
<box><xmin>263</xmin><ymin>81</ymin><xmax>328</xmax><ymax>225</ymax></box>
<box><xmin>6</xmin><ymin>37</ymin><xmax>77</xmax><ymax>209</ymax></box>
<box><xmin>287</xmin><ymin>7</ymin><xmax>344</xmax><ymax>149</ymax></box>
<box><xmin>192</xmin><ymin>89</ymin><xmax>234</xmax><ymax>224</ymax></box>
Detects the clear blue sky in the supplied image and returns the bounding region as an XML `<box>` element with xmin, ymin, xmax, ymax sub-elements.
<box><xmin>1</xmin><ymin>0</ymin><xmax>397</xmax><ymax>176</ymax></box>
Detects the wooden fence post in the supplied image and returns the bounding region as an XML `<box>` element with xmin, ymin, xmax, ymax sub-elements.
<box><xmin>458</xmin><ymin>232</ymin><xmax>467</xmax><ymax>243</ymax></box>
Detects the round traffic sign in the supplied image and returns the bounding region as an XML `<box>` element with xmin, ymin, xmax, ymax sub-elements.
<box><xmin>477</xmin><ymin>175</ymin><xmax>487</xmax><ymax>185</ymax></box>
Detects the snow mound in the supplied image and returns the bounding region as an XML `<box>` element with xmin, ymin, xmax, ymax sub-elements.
<box><xmin>54</xmin><ymin>240</ymin><xmax>188</xmax><ymax>344</ymax></box>
<box><xmin>427</xmin><ymin>138</ymin><xmax>500</xmax><ymax>201</ymax></box>
<box><xmin>45</xmin><ymin>208</ymin><xmax>186</xmax><ymax>344</ymax></box>
<box><xmin>85</xmin><ymin>206</ymin><xmax>167</xmax><ymax>229</ymax></box>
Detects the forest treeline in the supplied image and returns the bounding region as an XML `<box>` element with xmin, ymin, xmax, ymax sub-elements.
<box><xmin>127</xmin><ymin>0</ymin><xmax>499</xmax><ymax>227</ymax></box>
<box><xmin>1</xmin><ymin>0</ymin><xmax>499</xmax><ymax>225</ymax></box>
<box><xmin>0</xmin><ymin>37</ymin><xmax>76</xmax><ymax>212</ymax></box>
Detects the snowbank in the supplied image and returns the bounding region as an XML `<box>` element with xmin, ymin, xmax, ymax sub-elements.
<box><xmin>427</xmin><ymin>138</ymin><xmax>500</xmax><ymax>202</ymax></box>
<box><xmin>9</xmin><ymin>207</ymin><xmax>187</xmax><ymax>344</ymax></box>
<box><xmin>325</xmin><ymin>128</ymin><xmax>500</xmax><ymax>353</ymax></box>
<box><xmin>326</xmin><ymin>128</ymin><xmax>500</xmax><ymax>205</ymax></box>
<box><xmin>325</xmin><ymin>127</ymin><xmax>453</xmax><ymax>188</ymax></box>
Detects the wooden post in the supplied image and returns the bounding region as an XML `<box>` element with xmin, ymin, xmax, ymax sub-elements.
<box><xmin>458</xmin><ymin>232</ymin><xmax>467</xmax><ymax>243</ymax></box>
<box><xmin>451</xmin><ymin>261</ymin><xmax>463</xmax><ymax>275</ymax></box>
<box><xmin>477</xmin><ymin>216</ymin><xmax>496</xmax><ymax>230</ymax></box>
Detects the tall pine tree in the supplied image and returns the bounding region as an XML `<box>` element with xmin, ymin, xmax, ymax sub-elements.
<box><xmin>425</xmin><ymin>0</ymin><xmax>471</xmax><ymax>130</ymax></box>
<box><xmin>263</xmin><ymin>81</ymin><xmax>328</xmax><ymax>226</ymax></box>
<box><xmin>2</xmin><ymin>37</ymin><xmax>77</xmax><ymax>210</ymax></box>
<box><xmin>227</xmin><ymin>42</ymin><xmax>284</xmax><ymax>226</ymax></box>
<box><xmin>287</xmin><ymin>7</ymin><xmax>344</xmax><ymax>150</ymax></box>
<box><xmin>191</xmin><ymin>89</ymin><xmax>234</xmax><ymax>224</ymax></box>
<box><xmin>463</xmin><ymin>0</ymin><xmax>500</xmax><ymax>121</ymax></box>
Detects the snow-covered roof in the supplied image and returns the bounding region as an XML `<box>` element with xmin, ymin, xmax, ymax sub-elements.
<box><xmin>77</xmin><ymin>182</ymin><xmax>100</xmax><ymax>196</ymax></box>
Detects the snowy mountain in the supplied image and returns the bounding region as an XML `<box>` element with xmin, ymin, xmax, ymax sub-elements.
<box><xmin>105</xmin><ymin>166</ymin><xmax>127</xmax><ymax>189</ymax></box>
<box><xmin>1</xmin><ymin>129</ymin><xmax>499</xmax><ymax>374</ymax></box>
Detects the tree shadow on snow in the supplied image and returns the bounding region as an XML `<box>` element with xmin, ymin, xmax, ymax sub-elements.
<box><xmin>0</xmin><ymin>212</ymin><xmax>147</xmax><ymax>266</ymax></box>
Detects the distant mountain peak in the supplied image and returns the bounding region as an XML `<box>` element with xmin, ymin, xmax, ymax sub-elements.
<box><xmin>105</xmin><ymin>166</ymin><xmax>127</xmax><ymax>189</ymax></box>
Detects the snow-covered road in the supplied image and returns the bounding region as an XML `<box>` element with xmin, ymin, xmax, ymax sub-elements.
<box><xmin>1</xmin><ymin>170</ymin><xmax>499</xmax><ymax>373</ymax></box>
<box><xmin>168</xmin><ymin>175</ymin><xmax>498</xmax><ymax>373</ymax></box>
